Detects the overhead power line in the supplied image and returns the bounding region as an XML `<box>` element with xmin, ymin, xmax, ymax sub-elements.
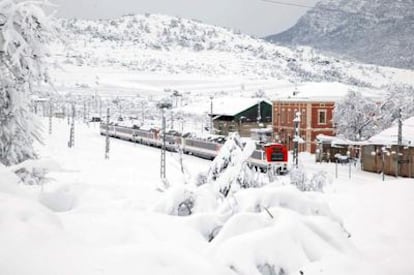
<box><xmin>261</xmin><ymin>0</ymin><xmax>315</xmax><ymax>9</ymax></box>
<box><xmin>261</xmin><ymin>0</ymin><xmax>351</xmax><ymax>13</ymax></box>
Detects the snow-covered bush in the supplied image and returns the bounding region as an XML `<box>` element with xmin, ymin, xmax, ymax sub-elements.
<box><xmin>153</xmin><ymin>186</ymin><xmax>196</xmax><ymax>216</ymax></box>
<box><xmin>206</xmin><ymin>132</ymin><xmax>260</xmax><ymax>197</ymax></box>
<box><xmin>211</xmin><ymin>205</ymin><xmax>351</xmax><ymax>275</ymax></box>
<box><xmin>290</xmin><ymin>166</ymin><xmax>306</xmax><ymax>191</ymax></box>
<box><xmin>38</xmin><ymin>184</ymin><xmax>77</xmax><ymax>212</ymax></box>
<box><xmin>195</xmin><ymin>171</ymin><xmax>208</xmax><ymax>186</ymax></box>
<box><xmin>153</xmin><ymin>185</ymin><xmax>219</xmax><ymax>216</ymax></box>
<box><xmin>8</xmin><ymin>159</ymin><xmax>61</xmax><ymax>185</ymax></box>
<box><xmin>0</xmin><ymin>0</ymin><xmax>56</xmax><ymax>165</ymax></box>
<box><xmin>290</xmin><ymin>166</ymin><xmax>329</xmax><ymax>192</ymax></box>
<box><xmin>307</xmin><ymin>170</ymin><xmax>329</xmax><ymax>192</ymax></box>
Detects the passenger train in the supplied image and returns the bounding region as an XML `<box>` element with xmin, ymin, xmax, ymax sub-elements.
<box><xmin>100</xmin><ymin>123</ymin><xmax>289</xmax><ymax>174</ymax></box>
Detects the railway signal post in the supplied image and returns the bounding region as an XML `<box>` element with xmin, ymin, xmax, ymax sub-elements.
<box><xmin>48</xmin><ymin>99</ymin><xmax>53</xmax><ymax>135</ymax></box>
<box><xmin>105</xmin><ymin>108</ymin><xmax>110</xmax><ymax>159</ymax></box>
<box><xmin>157</xmin><ymin>101</ymin><xmax>172</xmax><ymax>186</ymax></box>
<box><xmin>68</xmin><ymin>103</ymin><xmax>75</xmax><ymax>148</ymax></box>
<box><xmin>293</xmin><ymin>112</ymin><xmax>301</xmax><ymax>168</ymax></box>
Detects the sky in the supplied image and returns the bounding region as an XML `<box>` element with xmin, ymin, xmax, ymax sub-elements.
<box><xmin>53</xmin><ymin>0</ymin><xmax>319</xmax><ymax>37</ymax></box>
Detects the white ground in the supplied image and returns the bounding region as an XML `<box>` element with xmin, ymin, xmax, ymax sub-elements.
<box><xmin>1</xmin><ymin>118</ymin><xmax>413</xmax><ymax>275</ymax></box>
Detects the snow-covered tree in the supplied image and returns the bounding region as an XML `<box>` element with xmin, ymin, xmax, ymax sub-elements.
<box><xmin>0</xmin><ymin>0</ymin><xmax>55</xmax><ymax>165</ymax></box>
<box><xmin>380</xmin><ymin>85</ymin><xmax>414</xmax><ymax>128</ymax></box>
<box><xmin>206</xmin><ymin>132</ymin><xmax>259</xmax><ymax>197</ymax></box>
<box><xmin>333</xmin><ymin>90</ymin><xmax>379</xmax><ymax>141</ymax></box>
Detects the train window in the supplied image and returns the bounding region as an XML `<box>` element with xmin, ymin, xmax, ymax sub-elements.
<box><xmin>265</xmin><ymin>145</ymin><xmax>287</xmax><ymax>162</ymax></box>
<box><xmin>271</xmin><ymin>152</ymin><xmax>285</xmax><ymax>161</ymax></box>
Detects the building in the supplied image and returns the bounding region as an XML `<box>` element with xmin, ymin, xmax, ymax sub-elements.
<box><xmin>210</xmin><ymin>97</ymin><xmax>272</xmax><ymax>137</ymax></box>
<box><xmin>273</xmin><ymin>98</ymin><xmax>335</xmax><ymax>153</ymax></box>
<box><xmin>272</xmin><ymin>82</ymin><xmax>385</xmax><ymax>153</ymax></box>
<box><xmin>361</xmin><ymin>116</ymin><xmax>414</xmax><ymax>178</ymax></box>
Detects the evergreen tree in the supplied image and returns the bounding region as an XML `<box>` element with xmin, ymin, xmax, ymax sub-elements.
<box><xmin>0</xmin><ymin>0</ymin><xmax>55</xmax><ymax>165</ymax></box>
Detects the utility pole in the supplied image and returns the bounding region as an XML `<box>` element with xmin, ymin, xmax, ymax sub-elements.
<box><xmin>293</xmin><ymin>112</ymin><xmax>301</xmax><ymax>168</ymax></box>
<box><xmin>141</xmin><ymin>101</ymin><xmax>145</xmax><ymax>126</ymax></box>
<box><xmin>210</xmin><ymin>96</ymin><xmax>214</xmax><ymax>134</ymax></box>
<box><xmin>396</xmin><ymin>108</ymin><xmax>402</xmax><ymax>177</ymax></box>
<box><xmin>157</xmin><ymin>101</ymin><xmax>172</xmax><ymax>185</ymax></box>
<box><xmin>68</xmin><ymin>103</ymin><xmax>75</xmax><ymax>148</ymax></box>
<box><xmin>99</xmin><ymin>96</ymin><xmax>102</xmax><ymax>119</ymax></box>
<box><xmin>170</xmin><ymin>110</ymin><xmax>174</xmax><ymax>130</ymax></box>
<box><xmin>48</xmin><ymin>99</ymin><xmax>53</xmax><ymax>135</ymax></box>
<box><xmin>105</xmin><ymin>108</ymin><xmax>110</xmax><ymax>159</ymax></box>
<box><xmin>66</xmin><ymin>103</ymin><xmax>70</xmax><ymax>125</ymax></box>
<box><xmin>178</xmin><ymin>117</ymin><xmax>185</xmax><ymax>175</ymax></box>
<box><xmin>257</xmin><ymin>100</ymin><xmax>262</xmax><ymax>125</ymax></box>
<box><xmin>161</xmin><ymin>108</ymin><xmax>167</xmax><ymax>179</ymax></box>
<box><xmin>83</xmin><ymin>100</ymin><xmax>87</xmax><ymax>122</ymax></box>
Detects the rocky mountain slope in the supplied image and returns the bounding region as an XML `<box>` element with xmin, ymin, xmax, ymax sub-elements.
<box><xmin>266</xmin><ymin>0</ymin><xmax>414</xmax><ymax>70</ymax></box>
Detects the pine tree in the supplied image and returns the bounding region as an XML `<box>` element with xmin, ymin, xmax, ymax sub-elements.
<box><xmin>0</xmin><ymin>0</ymin><xmax>55</xmax><ymax>165</ymax></box>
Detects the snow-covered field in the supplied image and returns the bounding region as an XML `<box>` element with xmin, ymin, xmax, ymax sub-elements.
<box><xmin>1</xmin><ymin>118</ymin><xmax>413</xmax><ymax>275</ymax></box>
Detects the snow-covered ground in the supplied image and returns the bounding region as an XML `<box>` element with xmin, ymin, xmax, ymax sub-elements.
<box><xmin>1</xmin><ymin>118</ymin><xmax>413</xmax><ymax>275</ymax></box>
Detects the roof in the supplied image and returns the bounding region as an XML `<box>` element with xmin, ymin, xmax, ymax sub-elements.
<box><xmin>273</xmin><ymin>82</ymin><xmax>386</xmax><ymax>103</ymax></box>
<box><xmin>316</xmin><ymin>134</ymin><xmax>369</xmax><ymax>146</ymax></box>
<box><xmin>211</xmin><ymin>97</ymin><xmax>271</xmax><ymax>117</ymax></box>
<box><xmin>368</xmin><ymin>116</ymin><xmax>414</xmax><ymax>146</ymax></box>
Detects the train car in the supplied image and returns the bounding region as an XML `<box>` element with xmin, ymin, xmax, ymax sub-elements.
<box><xmin>182</xmin><ymin>138</ymin><xmax>222</xmax><ymax>160</ymax></box>
<box><xmin>99</xmin><ymin>123</ymin><xmax>117</xmax><ymax>137</ymax></box>
<box><xmin>99</xmin><ymin>124</ymin><xmax>289</xmax><ymax>174</ymax></box>
<box><xmin>248</xmin><ymin>143</ymin><xmax>288</xmax><ymax>174</ymax></box>
<box><xmin>133</xmin><ymin>128</ymin><xmax>160</xmax><ymax>146</ymax></box>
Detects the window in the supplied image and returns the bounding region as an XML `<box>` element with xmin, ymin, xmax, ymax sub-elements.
<box><xmin>318</xmin><ymin>109</ymin><xmax>327</xmax><ymax>125</ymax></box>
<box><xmin>301</xmin><ymin>109</ymin><xmax>306</xmax><ymax>126</ymax></box>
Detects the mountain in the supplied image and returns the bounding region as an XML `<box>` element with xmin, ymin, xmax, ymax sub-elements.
<box><xmin>266</xmin><ymin>0</ymin><xmax>414</xmax><ymax>70</ymax></box>
<box><xmin>50</xmin><ymin>13</ymin><xmax>414</xmax><ymax>95</ymax></box>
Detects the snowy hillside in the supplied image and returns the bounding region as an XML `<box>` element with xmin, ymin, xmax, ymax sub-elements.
<box><xmin>266</xmin><ymin>0</ymin><xmax>414</xmax><ymax>70</ymax></box>
<box><xmin>49</xmin><ymin>13</ymin><xmax>414</xmax><ymax>96</ymax></box>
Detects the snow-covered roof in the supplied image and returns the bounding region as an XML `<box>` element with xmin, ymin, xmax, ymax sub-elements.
<box><xmin>211</xmin><ymin>97</ymin><xmax>271</xmax><ymax>117</ymax></box>
<box><xmin>368</xmin><ymin>116</ymin><xmax>414</xmax><ymax>146</ymax></box>
<box><xmin>317</xmin><ymin>134</ymin><xmax>350</xmax><ymax>144</ymax></box>
<box><xmin>316</xmin><ymin>134</ymin><xmax>369</xmax><ymax>146</ymax></box>
<box><xmin>274</xmin><ymin>82</ymin><xmax>385</xmax><ymax>102</ymax></box>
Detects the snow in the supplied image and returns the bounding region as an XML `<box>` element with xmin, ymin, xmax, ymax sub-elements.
<box><xmin>46</xmin><ymin>13</ymin><xmax>414</xmax><ymax>101</ymax></box>
<box><xmin>208</xmin><ymin>97</ymin><xmax>269</xmax><ymax>117</ymax></box>
<box><xmin>1</xmin><ymin>118</ymin><xmax>414</xmax><ymax>275</ymax></box>
<box><xmin>274</xmin><ymin>82</ymin><xmax>386</xmax><ymax>102</ymax></box>
<box><xmin>368</xmin><ymin>116</ymin><xmax>414</xmax><ymax>146</ymax></box>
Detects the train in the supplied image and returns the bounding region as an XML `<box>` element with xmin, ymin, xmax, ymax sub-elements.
<box><xmin>99</xmin><ymin>123</ymin><xmax>289</xmax><ymax>174</ymax></box>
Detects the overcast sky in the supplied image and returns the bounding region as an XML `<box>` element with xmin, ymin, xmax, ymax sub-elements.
<box><xmin>53</xmin><ymin>0</ymin><xmax>319</xmax><ymax>37</ymax></box>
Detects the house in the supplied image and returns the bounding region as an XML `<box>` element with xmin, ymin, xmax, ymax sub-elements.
<box><xmin>272</xmin><ymin>82</ymin><xmax>385</xmax><ymax>153</ymax></box>
<box><xmin>210</xmin><ymin>97</ymin><xmax>272</xmax><ymax>137</ymax></box>
<box><xmin>361</xmin><ymin>116</ymin><xmax>414</xmax><ymax>178</ymax></box>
